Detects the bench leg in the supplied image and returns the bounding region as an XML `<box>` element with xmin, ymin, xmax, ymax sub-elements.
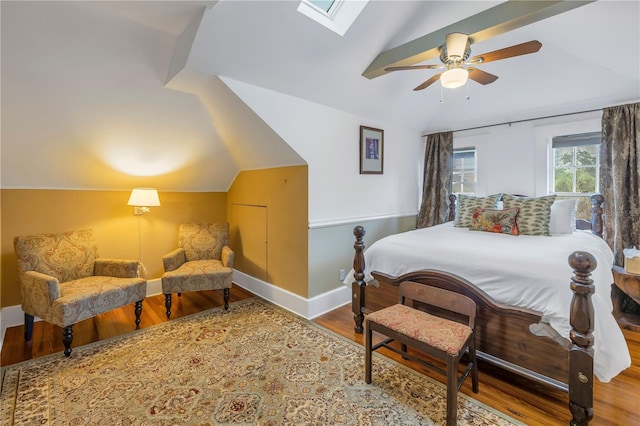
<box><xmin>365</xmin><ymin>323</ymin><xmax>373</xmax><ymax>384</ymax></box>
<box><xmin>24</xmin><ymin>313</ymin><xmax>34</xmax><ymax>341</ymax></box>
<box><xmin>134</xmin><ymin>300</ymin><xmax>143</xmax><ymax>328</ymax></box>
<box><xmin>447</xmin><ymin>357</ymin><xmax>458</xmax><ymax>426</ymax></box>
<box><xmin>470</xmin><ymin>339</ymin><xmax>479</xmax><ymax>393</ymax></box>
<box><xmin>164</xmin><ymin>294</ymin><xmax>172</xmax><ymax>318</ymax></box>
<box><xmin>62</xmin><ymin>325</ymin><xmax>73</xmax><ymax>357</ymax></box>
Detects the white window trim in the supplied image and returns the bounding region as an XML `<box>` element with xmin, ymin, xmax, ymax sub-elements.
<box><xmin>532</xmin><ymin>114</ymin><xmax>601</xmax><ymax>197</ymax></box>
<box><xmin>548</xmin><ymin>134</ymin><xmax>600</xmax><ymax>195</ymax></box>
<box><xmin>297</xmin><ymin>0</ymin><xmax>368</xmax><ymax>36</ymax></box>
<box><xmin>453</xmin><ymin>147</ymin><xmax>477</xmax><ymax>195</ymax></box>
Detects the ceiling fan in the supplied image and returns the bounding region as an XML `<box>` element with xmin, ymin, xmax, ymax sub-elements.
<box><xmin>385</xmin><ymin>33</ymin><xmax>542</xmax><ymax>91</ymax></box>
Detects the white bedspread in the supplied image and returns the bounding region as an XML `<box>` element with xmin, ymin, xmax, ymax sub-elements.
<box><xmin>343</xmin><ymin>222</ymin><xmax>631</xmax><ymax>382</ymax></box>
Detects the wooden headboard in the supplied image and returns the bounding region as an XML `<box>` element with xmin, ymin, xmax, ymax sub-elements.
<box><xmin>447</xmin><ymin>193</ymin><xmax>604</xmax><ymax>238</ymax></box>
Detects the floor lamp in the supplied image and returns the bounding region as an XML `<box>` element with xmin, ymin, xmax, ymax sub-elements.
<box><xmin>127</xmin><ymin>188</ymin><xmax>161</xmax><ymax>278</ymax></box>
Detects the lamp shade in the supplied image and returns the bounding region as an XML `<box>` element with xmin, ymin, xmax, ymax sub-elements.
<box><xmin>128</xmin><ymin>188</ymin><xmax>160</xmax><ymax>207</ymax></box>
<box><xmin>440</xmin><ymin>68</ymin><xmax>469</xmax><ymax>89</ymax></box>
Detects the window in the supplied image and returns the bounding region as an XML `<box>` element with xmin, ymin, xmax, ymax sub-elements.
<box><xmin>297</xmin><ymin>0</ymin><xmax>367</xmax><ymax>36</ymax></box>
<box><xmin>306</xmin><ymin>0</ymin><xmax>336</xmax><ymax>14</ymax></box>
<box><xmin>453</xmin><ymin>148</ymin><xmax>476</xmax><ymax>195</ymax></box>
<box><xmin>549</xmin><ymin>132</ymin><xmax>600</xmax><ymax>194</ymax></box>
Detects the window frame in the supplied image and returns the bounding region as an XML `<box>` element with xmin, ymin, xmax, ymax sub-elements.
<box><xmin>548</xmin><ymin>132</ymin><xmax>601</xmax><ymax>196</ymax></box>
<box><xmin>452</xmin><ymin>147</ymin><xmax>477</xmax><ymax>195</ymax></box>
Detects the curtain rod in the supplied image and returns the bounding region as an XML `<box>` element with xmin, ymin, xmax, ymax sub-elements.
<box><xmin>422</xmin><ymin>107</ymin><xmax>603</xmax><ymax>136</ymax></box>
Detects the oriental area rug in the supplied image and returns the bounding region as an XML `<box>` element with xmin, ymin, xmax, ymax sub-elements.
<box><xmin>1</xmin><ymin>298</ymin><xmax>523</xmax><ymax>425</ymax></box>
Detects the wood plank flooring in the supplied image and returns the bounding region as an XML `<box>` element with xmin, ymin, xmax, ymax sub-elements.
<box><xmin>2</xmin><ymin>285</ymin><xmax>638</xmax><ymax>426</ymax></box>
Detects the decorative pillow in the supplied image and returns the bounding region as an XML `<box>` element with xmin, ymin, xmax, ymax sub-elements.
<box><xmin>502</xmin><ymin>194</ymin><xmax>556</xmax><ymax>236</ymax></box>
<box><xmin>470</xmin><ymin>207</ymin><xmax>520</xmax><ymax>236</ymax></box>
<box><xmin>454</xmin><ymin>193</ymin><xmax>502</xmax><ymax>228</ymax></box>
<box><xmin>549</xmin><ymin>198</ymin><xmax>577</xmax><ymax>235</ymax></box>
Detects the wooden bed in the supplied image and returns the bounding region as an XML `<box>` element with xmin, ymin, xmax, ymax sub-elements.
<box><xmin>350</xmin><ymin>194</ymin><xmax>606</xmax><ymax>425</ymax></box>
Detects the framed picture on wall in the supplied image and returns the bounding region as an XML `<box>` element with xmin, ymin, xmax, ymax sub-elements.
<box><xmin>359</xmin><ymin>126</ymin><xmax>384</xmax><ymax>174</ymax></box>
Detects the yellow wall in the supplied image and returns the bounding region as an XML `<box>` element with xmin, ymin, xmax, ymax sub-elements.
<box><xmin>1</xmin><ymin>189</ymin><xmax>226</xmax><ymax>307</ymax></box>
<box><xmin>227</xmin><ymin>166</ymin><xmax>309</xmax><ymax>298</ymax></box>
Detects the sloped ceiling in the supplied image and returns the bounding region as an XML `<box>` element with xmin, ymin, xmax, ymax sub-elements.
<box><xmin>2</xmin><ymin>1</ymin><xmax>639</xmax><ymax>191</ymax></box>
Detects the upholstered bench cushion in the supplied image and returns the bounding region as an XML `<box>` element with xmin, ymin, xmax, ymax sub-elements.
<box><xmin>52</xmin><ymin>276</ymin><xmax>146</xmax><ymax>326</ymax></box>
<box><xmin>366</xmin><ymin>304</ymin><xmax>472</xmax><ymax>356</ymax></box>
<box><xmin>161</xmin><ymin>260</ymin><xmax>232</xmax><ymax>294</ymax></box>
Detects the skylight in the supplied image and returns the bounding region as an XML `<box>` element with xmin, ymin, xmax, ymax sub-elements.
<box><xmin>307</xmin><ymin>0</ymin><xmax>335</xmax><ymax>14</ymax></box>
<box><xmin>297</xmin><ymin>0</ymin><xmax>368</xmax><ymax>36</ymax></box>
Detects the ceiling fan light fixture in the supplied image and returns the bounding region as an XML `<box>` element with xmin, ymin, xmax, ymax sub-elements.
<box><xmin>440</xmin><ymin>68</ymin><xmax>468</xmax><ymax>89</ymax></box>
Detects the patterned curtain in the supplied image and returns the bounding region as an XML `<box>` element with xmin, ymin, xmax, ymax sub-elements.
<box><xmin>416</xmin><ymin>131</ymin><xmax>453</xmax><ymax>228</ymax></box>
<box><xmin>600</xmin><ymin>102</ymin><xmax>640</xmax><ymax>266</ymax></box>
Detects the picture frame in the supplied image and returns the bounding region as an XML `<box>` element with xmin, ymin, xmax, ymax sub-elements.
<box><xmin>359</xmin><ymin>125</ymin><xmax>384</xmax><ymax>174</ymax></box>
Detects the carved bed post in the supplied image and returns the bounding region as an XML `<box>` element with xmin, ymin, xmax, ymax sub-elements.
<box><xmin>352</xmin><ymin>226</ymin><xmax>366</xmax><ymax>333</ymax></box>
<box><xmin>589</xmin><ymin>194</ymin><xmax>604</xmax><ymax>238</ymax></box>
<box><xmin>567</xmin><ymin>251</ymin><xmax>596</xmax><ymax>426</ymax></box>
<box><xmin>448</xmin><ymin>194</ymin><xmax>457</xmax><ymax>222</ymax></box>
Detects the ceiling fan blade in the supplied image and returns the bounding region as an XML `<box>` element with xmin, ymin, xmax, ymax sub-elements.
<box><xmin>413</xmin><ymin>73</ymin><xmax>443</xmax><ymax>91</ymax></box>
<box><xmin>385</xmin><ymin>64</ymin><xmax>442</xmax><ymax>72</ymax></box>
<box><xmin>467</xmin><ymin>68</ymin><xmax>498</xmax><ymax>85</ymax></box>
<box><xmin>469</xmin><ymin>40</ymin><xmax>542</xmax><ymax>64</ymax></box>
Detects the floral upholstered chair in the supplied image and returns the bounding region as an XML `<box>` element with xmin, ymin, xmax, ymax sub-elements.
<box><xmin>161</xmin><ymin>223</ymin><xmax>234</xmax><ymax>318</ymax></box>
<box><xmin>14</xmin><ymin>229</ymin><xmax>147</xmax><ymax>357</ymax></box>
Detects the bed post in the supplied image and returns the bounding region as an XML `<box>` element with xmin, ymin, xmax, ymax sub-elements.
<box><xmin>567</xmin><ymin>251</ymin><xmax>596</xmax><ymax>426</ymax></box>
<box><xmin>448</xmin><ymin>194</ymin><xmax>457</xmax><ymax>222</ymax></box>
<box><xmin>352</xmin><ymin>226</ymin><xmax>366</xmax><ymax>333</ymax></box>
<box><xmin>589</xmin><ymin>194</ymin><xmax>604</xmax><ymax>238</ymax></box>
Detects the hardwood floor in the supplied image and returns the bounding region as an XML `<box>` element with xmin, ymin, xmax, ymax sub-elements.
<box><xmin>2</xmin><ymin>285</ymin><xmax>638</xmax><ymax>425</ymax></box>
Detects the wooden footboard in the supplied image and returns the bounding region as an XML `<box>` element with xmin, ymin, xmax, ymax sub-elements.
<box><xmin>350</xmin><ymin>225</ymin><xmax>596</xmax><ymax>425</ymax></box>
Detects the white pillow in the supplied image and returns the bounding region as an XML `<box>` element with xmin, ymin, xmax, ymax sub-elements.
<box><xmin>549</xmin><ymin>198</ymin><xmax>577</xmax><ymax>235</ymax></box>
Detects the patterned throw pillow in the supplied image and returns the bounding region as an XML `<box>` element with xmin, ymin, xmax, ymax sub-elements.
<box><xmin>502</xmin><ymin>194</ymin><xmax>556</xmax><ymax>236</ymax></box>
<box><xmin>454</xmin><ymin>194</ymin><xmax>502</xmax><ymax>228</ymax></box>
<box><xmin>471</xmin><ymin>208</ymin><xmax>520</xmax><ymax>236</ymax></box>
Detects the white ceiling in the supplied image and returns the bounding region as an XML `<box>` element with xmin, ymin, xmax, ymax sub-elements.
<box><xmin>2</xmin><ymin>0</ymin><xmax>639</xmax><ymax>190</ymax></box>
<box><xmin>189</xmin><ymin>0</ymin><xmax>639</xmax><ymax>133</ymax></box>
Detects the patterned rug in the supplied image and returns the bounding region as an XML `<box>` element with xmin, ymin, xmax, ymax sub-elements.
<box><xmin>1</xmin><ymin>298</ymin><xmax>523</xmax><ymax>425</ymax></box>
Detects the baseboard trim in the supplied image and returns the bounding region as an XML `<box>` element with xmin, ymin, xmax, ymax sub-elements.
<box><xmin>0</xmin><ymin>274</ymin><xmax>351</xmax><ymax>352</ymax></box>
<box><xmin>232</xmin><ymin>270</ymin><xmax>351</xmax><ymax>319</ymax></box>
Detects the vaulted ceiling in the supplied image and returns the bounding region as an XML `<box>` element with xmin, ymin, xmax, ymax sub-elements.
<box><xmin>2</xmin><ymin>1</ymin><xmax>639</xmax><ymax>191</ymax></box>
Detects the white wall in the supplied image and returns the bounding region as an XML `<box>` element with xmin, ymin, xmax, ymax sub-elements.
<box><xmin>222</xmin><ymin>77</ymin><xmax>423</xmax><ymax>226</ymax></box>
<box><xmin>221</xmin><ymin>77</ymin><xmax>424</xmax><ymax>298</ymax></box>
<box><xmin>453</xmin><ymin>110</ymin><xmax>603</xmax><ymax>196</ymax></box>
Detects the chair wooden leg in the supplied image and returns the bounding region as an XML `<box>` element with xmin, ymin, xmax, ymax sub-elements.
<box><xmin>164</xmin><ymin>293</ymin><xmax>172</xmax><ymax>318</ymax></box>
<box><xmin>62</xmin><ymin>325</ymin><xmax>74</xmax><ymax>357</ymax></box>
<box><xmin>365</xmin><ymin>323</ymin><xmax>373</xmax><ymax>384</ymax></box>
<box><xmin>24</xmin><ymin>313</ymin><xmax>34</xmax><ymax>341</ymax></box>
<box><xmin>447</xmin><ymin>357</ymin><xmax>458</xmax><ymax>426</ymax></box>
<box><xmin>223</xmin><ymin>288</ymin><xmax>230</xmax><ymax>310</ymax></box>
<box><xmin>134</xmin><ymin>300</ymin><xmax>143</xmax><ymax>328</ymax></box>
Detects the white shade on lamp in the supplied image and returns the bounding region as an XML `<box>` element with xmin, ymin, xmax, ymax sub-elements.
<box><xmin>440</xmin><ymin>68</ymin><xmax>469</xmax><ymax>89</ymax></box>
<box><xmin>128</xmin><ymin>188</ymin><xmax>160</xmax><ymax>215</ymax></box>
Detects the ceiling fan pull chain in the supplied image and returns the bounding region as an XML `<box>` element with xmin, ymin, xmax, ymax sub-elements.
<box><xmin>440</xmin><ymin>85</ymin><xmax>445</xmax><ymax>104</ymax></box>
<box><xmin>466</xmin><ymin>80</ymin><xmax>470</xmax><ymax>101</ymax></box>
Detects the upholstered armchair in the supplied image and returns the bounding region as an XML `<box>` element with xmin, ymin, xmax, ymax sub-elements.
<box><xmin>162</xmin><ymin>223</ymin><xmax>234</xmax><ymax>318</ymax></box>
<box><xmin>14</xmin><ymin>229</ymin><xmax>147</xmax><ymax>357</ymax></box>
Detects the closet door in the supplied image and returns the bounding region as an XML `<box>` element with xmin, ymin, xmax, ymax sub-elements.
<box><xmin>229</xmin><ymin>204</ymin><xmax>268</xmax><ymax>282</ymax></box>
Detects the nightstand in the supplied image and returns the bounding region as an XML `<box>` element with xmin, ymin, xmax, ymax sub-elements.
<box><xmin>611</xmin><ymin>265</ymin><xmax>640</xmax><ymax>332</ymax></box>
